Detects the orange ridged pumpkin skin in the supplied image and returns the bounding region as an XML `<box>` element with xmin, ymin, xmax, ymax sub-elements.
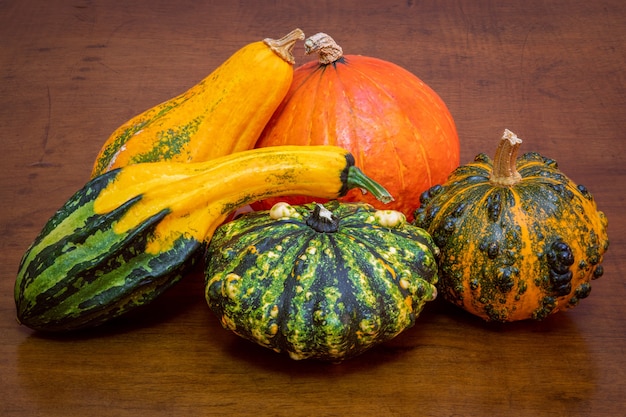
<box><xmin>253</xmin><ymin>34</ymin><xmax>460</xmax><ymax>221</ymax></box>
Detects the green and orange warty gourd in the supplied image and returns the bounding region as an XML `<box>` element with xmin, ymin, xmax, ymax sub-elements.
<box><xmin>413</xmin><ymin>130</ymin><xmax>609</xmax><ymax>322</ymax></box>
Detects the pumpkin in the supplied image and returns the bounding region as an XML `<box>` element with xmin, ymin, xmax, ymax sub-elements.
<box><xmin>15</xmin><ymin>146</ymin><xmax>392</xmax><ymax>332</ymax></box>
<box><xmin>205</xmin><ymin>201</ymin><xmax>439</xmax><ymax>361</ymax></box>
<box><xmin>91</xmin><ymin>28</ymin><xmax>304</xmax><ymax>177</ymax></box>
<box><xmin>252</xmin><ymin>32</ymin><xmax>460</xmax><ymax>221</ymax></box>
<box><xmin>413</xmin><ymin>129</ymin><xmax>609</xmax><ymax>322</ymax></box>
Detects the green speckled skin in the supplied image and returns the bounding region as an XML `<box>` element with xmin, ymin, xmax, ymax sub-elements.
<box><xmin>92</xmin><ymin>101</ymin><xmax>187</xmax><ymax>176</ymax></box>
<box><xmin>14</xmin><ymin>169</ymin><xmax>200</xmax><ymax>332</ymax></box>
<box><xmin>414</xmin><ymin>152</ymin><xmax>609</xmax><ymax>322</ymax></box>
<box><xmin>204</xmin><ymin>201</ymin><xmax>439</xmax><ymax>361</ymax></box>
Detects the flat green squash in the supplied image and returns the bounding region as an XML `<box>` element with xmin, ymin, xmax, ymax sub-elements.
<box><xmin>204</xmin><ymin>201</ymin><xmax>439</xmax><ymax>361</ymax></box>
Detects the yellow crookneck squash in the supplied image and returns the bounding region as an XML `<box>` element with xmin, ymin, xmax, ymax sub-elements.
<box><xmin>17</xmin><ymin>145</ymin><xmax>392</xmax><ymax>332</ymax></box>
<box><xmin>91</xmin><ymin>28</ymin><xmax>305</xmax><ymax>177</ymax></box>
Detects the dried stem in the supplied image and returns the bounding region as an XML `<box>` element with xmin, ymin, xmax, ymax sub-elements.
<box><xmin>263</xmin><ymin>28</ymin><xmax>305</xmax><ymax>65</ymax></box>
<box><xmin>304</xmin><ymin>32</ymin><xmax>343</xmax><ymax>65</ymax></box>
<box><xmin>489</xmin><ymin>129</ymin><xmax>523</xmax><ymax>186</ymax></box>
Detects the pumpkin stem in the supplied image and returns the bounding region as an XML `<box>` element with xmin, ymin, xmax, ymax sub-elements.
<box><xmin>304</xmin><ymin>32</ymin><xmax>344</xmax><ymax>65</ymax></box>
<box><xmin>306</xmin><ymin>203</ymin><xmax>339</xmax><ymax>233</ymax></box>
<box><xmin>263</xmin><ymin>28</ymin><xmax>305</xmax><ymax>65</ymax></box>
<box><xmin>490</xmin><ymin>129</ymin><xmax>523</xmax><ymax>186</ymax></box>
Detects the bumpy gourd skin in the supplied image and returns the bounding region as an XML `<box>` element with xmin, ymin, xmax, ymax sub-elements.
<box><xmin>414</xmin><ymin>151</ymin><xmax>609</xmax><ymax>322</ymax></box>
<box><xmin>205</xmin><ymin>201</ymin><xmax>439</xmax><ymax>361</ymax></box>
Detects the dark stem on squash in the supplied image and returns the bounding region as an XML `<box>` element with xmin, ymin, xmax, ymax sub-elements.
<box><xmin>489</xmin><ymin>129</ymin><xmax>523</xmax><ymax>186</ymax></box>
<box><xmin>263</xmin><ymin>28</ymin><xmax>305</xmax><ymax>65</ymax></box>
<box><xmin>306</xmin><ymin>203</ymin><xmax>339</xmax><ymax>233</ymax></box>
<box><xmin>304</xmin><ymin>32</ymin><xmax>343</xmax><ymax>65</ymax></box>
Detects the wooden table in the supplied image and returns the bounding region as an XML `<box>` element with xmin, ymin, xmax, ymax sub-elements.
<box><xmin>2</xmin><ymin>1</ymin><xmax>624</xmax><ymax>416</ymax></box>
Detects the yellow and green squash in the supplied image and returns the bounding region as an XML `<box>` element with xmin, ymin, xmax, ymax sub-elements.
<box><xmin>91</xmin><ymin>28</ymin><xmax>305</xmax><ymax>177</ymax></box>
<box><xmin>16</xmin><ymin>146</ymin><xmax>392</xmax><ymax>332</ymax></box>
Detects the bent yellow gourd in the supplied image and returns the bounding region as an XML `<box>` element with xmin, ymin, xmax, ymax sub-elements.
<box><xmin>92</xmin><ymin>28</ymin><xmax>305</xmax><ymax>177</ymax></box>
<box><xmin>16</xmin><ymin>145</ymin><xmax>392</xmax><ymax>332</ymax></box>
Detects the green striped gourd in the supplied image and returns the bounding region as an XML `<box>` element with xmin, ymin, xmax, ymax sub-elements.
<box><xmin>15</xmin><ymin>146</ymin><xmax>392</xmax><ymax>332</ymax></box>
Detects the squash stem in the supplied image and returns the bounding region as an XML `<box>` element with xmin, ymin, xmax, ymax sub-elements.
<box><xmin>264</xmin><ymin>28</ymin><xmax>305</xmax><ymax>65</ymax></box>
<box><xmin>306</xmin><ymin>203</ymin><xmax>340</xmax><ymax>233</ymax></box>
<box><xmin>347</xmin><ymin>166</ymin><xmax>394</xmax><ymax>204</ymax></box>
<box><xmin>490</xmin><ymin>129</ymin><xmax>523</xmax><ymax>186</ymax></box>
<box><xmin>304</xmin><ymin>32</ymin><xmax>344</xmax><ymax>65</ymax></box>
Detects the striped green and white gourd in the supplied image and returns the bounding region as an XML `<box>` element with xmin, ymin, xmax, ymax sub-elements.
<box><xmin>204</xmin><ymin>201</ymin><xmax>439</xmax><ymax>361</ymax></box>
<box><xmin>14</xmin><ymin>170</ymin><xmax>202</xmax><ymax>332</ymax></box>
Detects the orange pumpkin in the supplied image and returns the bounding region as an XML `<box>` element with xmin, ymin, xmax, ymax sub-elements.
<box><xmin>252</xmin><ymin>32</ymin><xmax>460</xmax><ymax>220</ymax></box>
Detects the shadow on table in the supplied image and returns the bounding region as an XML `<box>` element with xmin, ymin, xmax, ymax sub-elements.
<box><xmin>15</xmin><ymin>285</ymin><xmax>597</xmax><ymax>416</ymax></box>
<box><xmin>218</xmin><ymin>296</ymin><xmax>598</xmax><ymax>414</ymax></box>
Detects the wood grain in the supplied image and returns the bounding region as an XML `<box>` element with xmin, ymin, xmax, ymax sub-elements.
<box><xmin>1</xmin><ymin>1</ymin><xmax>624</xmax><ymax>416</ymax></box>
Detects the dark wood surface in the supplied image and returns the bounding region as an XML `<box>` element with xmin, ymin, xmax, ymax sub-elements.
<box><xmin>1</xmin><ymin>1</ymin><xmax>625</xmax><ymax>416</ymax></box>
